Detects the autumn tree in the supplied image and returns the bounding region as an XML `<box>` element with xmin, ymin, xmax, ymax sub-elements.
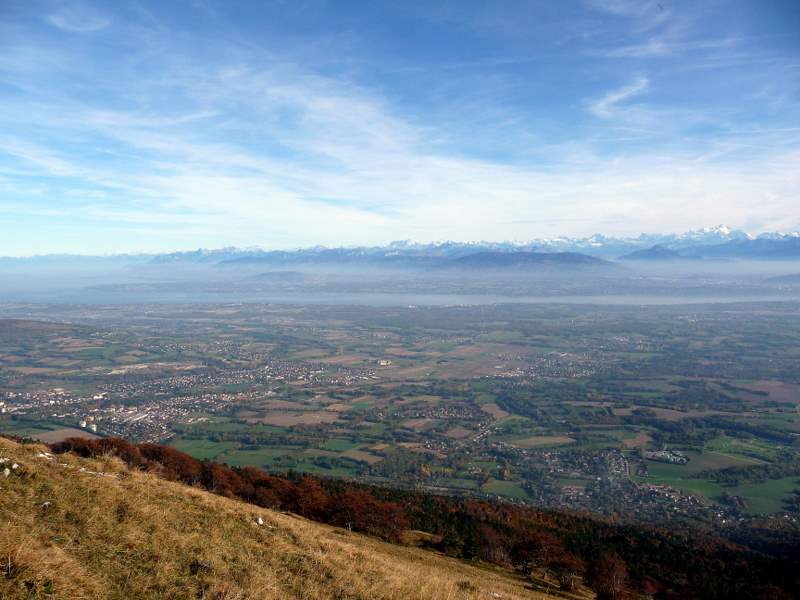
<box><xmin>550</xmin><ymin>553</ymin><xmax>585</xmax><ymax>592</ymax></box>
<box><xmin>589</xmin><ymin>552</ymin><xmax>631</xmax><ymax>600</ymax></box>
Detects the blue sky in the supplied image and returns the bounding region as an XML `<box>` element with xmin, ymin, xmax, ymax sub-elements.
<box><xmin>1</xmin><ymin>0</ymin><xmax>799</xmax><ymax>255</ymax></box>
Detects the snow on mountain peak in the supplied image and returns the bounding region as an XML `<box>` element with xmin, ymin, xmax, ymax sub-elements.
<box><xmin>665</xmin><ymin>225</ymin><xmax>752</xmax><ymax>245</ymax></box>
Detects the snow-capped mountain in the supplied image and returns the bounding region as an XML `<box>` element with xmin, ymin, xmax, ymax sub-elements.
<box><xmin>4</xmin><ymin>227</ymin><xmax>799</xmax><ymax>264</ymax></box>
<box><xmin>514</xmin><ymin>226</ymin><xmax>755</xmax><ymax>257</ymax></box>
<box><xmin>120</xmin><ymin>226</ymin><xmax>800</xmax><ymax>264</ymax></box>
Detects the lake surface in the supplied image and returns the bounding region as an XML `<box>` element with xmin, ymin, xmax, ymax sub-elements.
<box><xmin>4</xmin><ymin>288</ymin><xmax>797</xmax><ymax>306</ymax></box>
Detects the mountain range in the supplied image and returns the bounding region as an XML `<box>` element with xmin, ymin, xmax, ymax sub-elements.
<box><xmin>4</xmin><ymin>226</ymin><xmax>800</xmax><ymax>266</ymax></box>
<box><xmin>145</xmin><ymin>226</ymin><xmax>800</xmax><ymax>266</ymax></box>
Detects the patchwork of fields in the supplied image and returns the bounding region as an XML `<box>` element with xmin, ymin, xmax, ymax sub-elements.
<box><xmin>2</xmin><ymin>302</ymin><xmax>800</xmax><ymax>528</ymax></box>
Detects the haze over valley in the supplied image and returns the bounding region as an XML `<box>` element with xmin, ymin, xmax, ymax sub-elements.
<box><xmin>3</xmin><ymin>226</ymin><xmax>800</xmax><ymax>305</ymax></box>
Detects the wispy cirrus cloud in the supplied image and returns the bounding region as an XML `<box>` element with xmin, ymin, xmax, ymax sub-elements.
<box><xmin>589</xmin><ymin>77</ymin><xmax>649</xmax><ymax>118</ymax></box>
<box><xmin>601</xmin><ymin>37</ymin><xmax>739</xmax><ymax>59</ymax></box>
<box><xmin>47</xmin><ymin>5</ymin><xmax>110</xmax><ymax>33</ymax></box>
<box><xmin>584</xmin><ymin>0</ymin><xmax>670</xmax><ymax>31</ymax></box>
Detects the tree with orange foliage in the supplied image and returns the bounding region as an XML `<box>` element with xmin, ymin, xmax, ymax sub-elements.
<box><xmin>589</xmin><ymin>552</ymin><xmax>631</xmax><ymax>600</ymax></box>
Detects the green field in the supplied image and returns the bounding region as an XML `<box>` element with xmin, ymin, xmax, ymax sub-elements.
<box><xmin>705</xmin><ymin>434</ymin><xmax>784</xmax><ymax>462</ymax></box>
<box><xmin>726</xmin><ymin>477</ymin><xmax>800</xmax><ymax>514</ymax></box>
<box><xmin>0</xmin><ymin>418</ymin><xmax>64</xmax><ymax>437</ymax></box>
<box><xmin>321</xmin><ymin>438</ymin><xmax>360</xmax><ymax>452</ymax></box>
<box><xmin>221</xmin><ymin>447</ymin><xmax>299</xmax><ymax>467</ymax></box>
<box><xmin>647</xmin><ymin>450</ymin><xmax>762</xmax><ymax>476</ymax></box>
<box><xmin>636</xmin><ymin>451</ymin><xmax>797</xmax><ymax>514</ymax></box>
<box><xmin>169</xmin><ymin>439</ymin><xmax>239</xmax><ymax>461</ymax></box>
<box><xmin>482</xmin><ymin>479</ymin><xmax>530</xmax><ymax>500</ymax></box>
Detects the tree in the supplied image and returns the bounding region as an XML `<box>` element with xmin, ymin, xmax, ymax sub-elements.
<box><xmin>293</xmin><ymin>476</ymin><xmax>330</xmax><ymax>519</ymax></box>
<box><xmin>510</xmin><ymin>531</ymin><xmax>564</xmax><ymax>582</ymax></box>
<box><xmin>550</xmin><ymin>553</ymin><xmax>585</xmax><ymax>592</ymax></box>
<box><xmin>589</xmin><ymin>552</ymin><xmax>630</xmax><ymax>600</ymax></box>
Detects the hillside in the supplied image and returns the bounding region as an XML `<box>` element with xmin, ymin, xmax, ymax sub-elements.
<box><xmin>4</xmin><ymin>437</ymin><xmax>797</xmax><ymax>599</ymax></box>
<box><xmin>0</xmin><ymin>437</ymin><xmax>562</xmax><ymax>600</ymax></box>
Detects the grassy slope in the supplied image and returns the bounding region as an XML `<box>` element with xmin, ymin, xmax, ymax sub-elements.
<box><xmin>0</xmin><ymin>437</ymin><xmax>564</xmax><ymax>600</ymax></box>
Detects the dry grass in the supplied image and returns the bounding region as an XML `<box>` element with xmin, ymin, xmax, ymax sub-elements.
<box><xmin>443</xmin><ymin>427</ymin><xmax>472</xmax><ymax>439</ymax></box>
<box><xmin>258</xmin><ymin>411</ymin><xmax>341</xmax><ymax>426</ymax></box>
<box><xmin>0</xmin><ymin>437</ymin><xmax>558</xmax><ymax>599</ymax></box>
<box><xmin>622</xmin><ymin>432</ymin><xmax>652</xmax><ymax>449</ymax></box>
<box><xmin>480</xmin><ymin>404</ymin><xmax>510</xmax><ymax>421</ymax></box>
<box><xmin>340</xmin><ymin>449</ymin><xmax>383</xmax><ymax>465</ymax></box>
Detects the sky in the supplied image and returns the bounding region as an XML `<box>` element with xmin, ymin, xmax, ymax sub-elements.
<box><xmin>1</xmin><ymin>0</ymin><xmax>799</xmax><ymax>255</ymax></box>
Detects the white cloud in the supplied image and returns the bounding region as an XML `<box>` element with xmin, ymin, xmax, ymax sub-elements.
<box><xmin>47</xmin><ymin>6</ymin><xmax>110</xmax><ymax>33</ymax></box>
<box><xmin>589</xmin><ymin>76</ymin><xmax>649</xmax><ymax>118</ymax></box>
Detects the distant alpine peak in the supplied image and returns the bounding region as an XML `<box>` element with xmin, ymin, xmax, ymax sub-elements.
<box><xmin>757</xmin><ymin>231</ymin><xmax>800</xmax><ymax>240</ymax></box>
<box><xmin>700</xmin><ymin>225</ymin><xmax>733</xmax><ymax>235</ymax></box>
<box><xmin>673</xmin><ymin>225</ymin><xmax>752</xmax><ymax>242</ymax></box>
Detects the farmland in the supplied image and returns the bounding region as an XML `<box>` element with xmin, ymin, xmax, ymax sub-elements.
<box><xmin>1</xmin><ymin>301</ymin><xmax>800</xmax><ymax>532</ymax></box>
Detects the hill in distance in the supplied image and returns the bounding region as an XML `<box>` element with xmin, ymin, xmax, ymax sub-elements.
<box><xmin>448</xmin><ymin>251</ymin><xmax>614</xmax><ymax>270</ymax></box>
<box><xmin>619</xmin><ymin>245</ymin><xmax>687</xmax><ymax>261</ymax></box>
<box><xmin>0</xmin><ymin>436</ymin><xmax>562</xmax><ymax>600</ymax></box>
